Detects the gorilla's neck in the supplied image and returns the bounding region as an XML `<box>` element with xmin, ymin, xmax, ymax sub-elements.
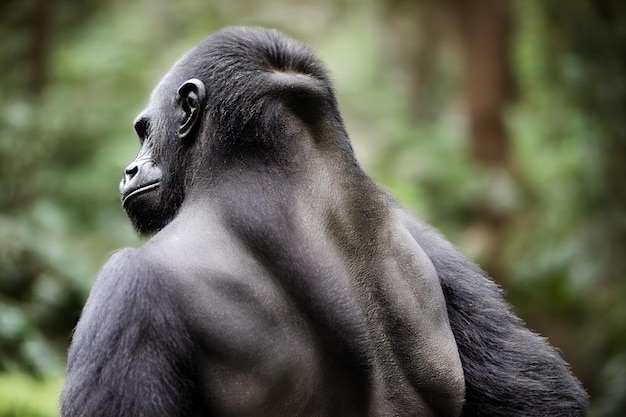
<box><xmin>177</xmin><ymin>147</ymin><xmax>377</xmax><ymax>252</ymax></box>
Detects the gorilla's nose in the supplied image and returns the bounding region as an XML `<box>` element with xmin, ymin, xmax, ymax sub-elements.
<box><xmin>124</xmin><ymin>163</ymin><xmax>140</xmax><ymax>184</ymax></box>
<box><xmin>119</xmin><ymin>158</ymin><xmax>163</xmax><ymax>204</ymax></box>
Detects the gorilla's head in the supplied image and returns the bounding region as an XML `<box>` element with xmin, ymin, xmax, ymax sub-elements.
<box><xmin>119</xmin><ymin>27</ymin><xmax>344</xmax><ymax>235</ymax></box>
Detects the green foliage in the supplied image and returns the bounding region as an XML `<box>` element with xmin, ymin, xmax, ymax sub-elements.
<box><xmin>0</xmin><ymin>374</ymin><xmax>62</xmax><ymax>417</ymax></box>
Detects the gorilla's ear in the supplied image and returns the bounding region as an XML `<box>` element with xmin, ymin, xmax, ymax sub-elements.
<box><xmin>177</xmin><ymin>79</ymin><xmax>207</xmax><ymax>140</ymax></box>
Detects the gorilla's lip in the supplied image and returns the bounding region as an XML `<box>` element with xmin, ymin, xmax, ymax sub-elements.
<box><xmin>121</xmin><ymin>182</ymin><xmax>160</xmax><ymax>207</ymax></box>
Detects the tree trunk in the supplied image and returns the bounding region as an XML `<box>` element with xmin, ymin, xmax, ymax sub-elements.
<box><xmin>446</xmin><ymin>0</ymin><xmax>516</xmax><ymax>167</ymax></box>
<box><xmin>29</xmin><ymin>0</ymin><xmax>50</xmax><ymax>96</ymax></box>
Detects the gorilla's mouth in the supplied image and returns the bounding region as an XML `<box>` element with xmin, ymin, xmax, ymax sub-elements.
<box><xmin>121</xmin><ymin>182</ymin><xmax>160</xmax><ymax>207</ymax></box>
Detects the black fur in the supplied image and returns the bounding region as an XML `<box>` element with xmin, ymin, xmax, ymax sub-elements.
<box><xmin>62</xmin><ymin>27</ymin><xmax>588</xmax><ymax>417</ymax></box>
<box><xmin>406</xmin><ymin>220</ymin><xmax>589</xmax><ymax>416</ymax></box>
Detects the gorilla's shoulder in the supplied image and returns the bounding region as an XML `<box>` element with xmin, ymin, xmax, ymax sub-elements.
<box><xmin>99</xmin><ymin>246</ymin><xmax>182</xmax><ymax>286</ymax></box>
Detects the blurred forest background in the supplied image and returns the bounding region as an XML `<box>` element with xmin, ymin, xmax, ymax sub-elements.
<box><xmin>0</xmin><ymin>0</ymin><xmax>624</xmax><ymax>415</ymax></box>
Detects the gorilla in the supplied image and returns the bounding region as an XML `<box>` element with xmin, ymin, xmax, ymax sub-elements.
<box><xmin>61</xmin><ymin>27</ymin><xmax>588</xmax><ymax>417</ymax></box>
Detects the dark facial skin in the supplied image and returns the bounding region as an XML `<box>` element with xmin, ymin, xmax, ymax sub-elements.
<box><xmin>61</xmin><ymin>27</ymin><xmax>588</xmax><ymax>417</ymax></box>
<box><xmin>119</xmin><ymin>77</ymin><xmax>206</xmax><ymax>235</ymax></box>
<box><xmin>118</xmin><ymin>116</ymin><xmax>164</xmax><ymax>234</ymax></box>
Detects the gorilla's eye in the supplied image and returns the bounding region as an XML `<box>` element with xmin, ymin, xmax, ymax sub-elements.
<box><xmin>134</xmin><ymin>117</ymin><xmax>150</xmax><ymax>143</ymax></box>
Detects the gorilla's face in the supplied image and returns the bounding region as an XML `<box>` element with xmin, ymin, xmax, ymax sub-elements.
<box><xmin>118</xmin><ymin>108</ymin><xmax>169</xmax><ymax>236</ymax></box>
<box><xmin>119</xmin><ymin>75</ymin><xmax>207</xmax><ymax>236</ymax></box>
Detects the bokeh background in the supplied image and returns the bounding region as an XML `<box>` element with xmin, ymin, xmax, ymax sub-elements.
<box><xmin>1</xmin><ymin>0</ymin><xmax>625</xmax><ymax>415</ymax></box>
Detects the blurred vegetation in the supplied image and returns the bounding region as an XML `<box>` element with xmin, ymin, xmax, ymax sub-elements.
<box><xmin>0</xmin><ymin>374</ymin><xmax>62</xmax><ymax>417</ymax></box>
<box><xmin>0</xmin><ymin>0</ymin><xmax>624</xmax><ymax>416</ymax></box>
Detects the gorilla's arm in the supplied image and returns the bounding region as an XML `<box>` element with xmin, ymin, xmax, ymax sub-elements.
<box><xmin>400</xmin><ymin>211</ymin><xmax>589</xmax><ymax>416</ymax></box>
<box><xmin>60</xmin><ymin>249</ymin><xmax>198</xmax><ymax>417</ymax></box>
